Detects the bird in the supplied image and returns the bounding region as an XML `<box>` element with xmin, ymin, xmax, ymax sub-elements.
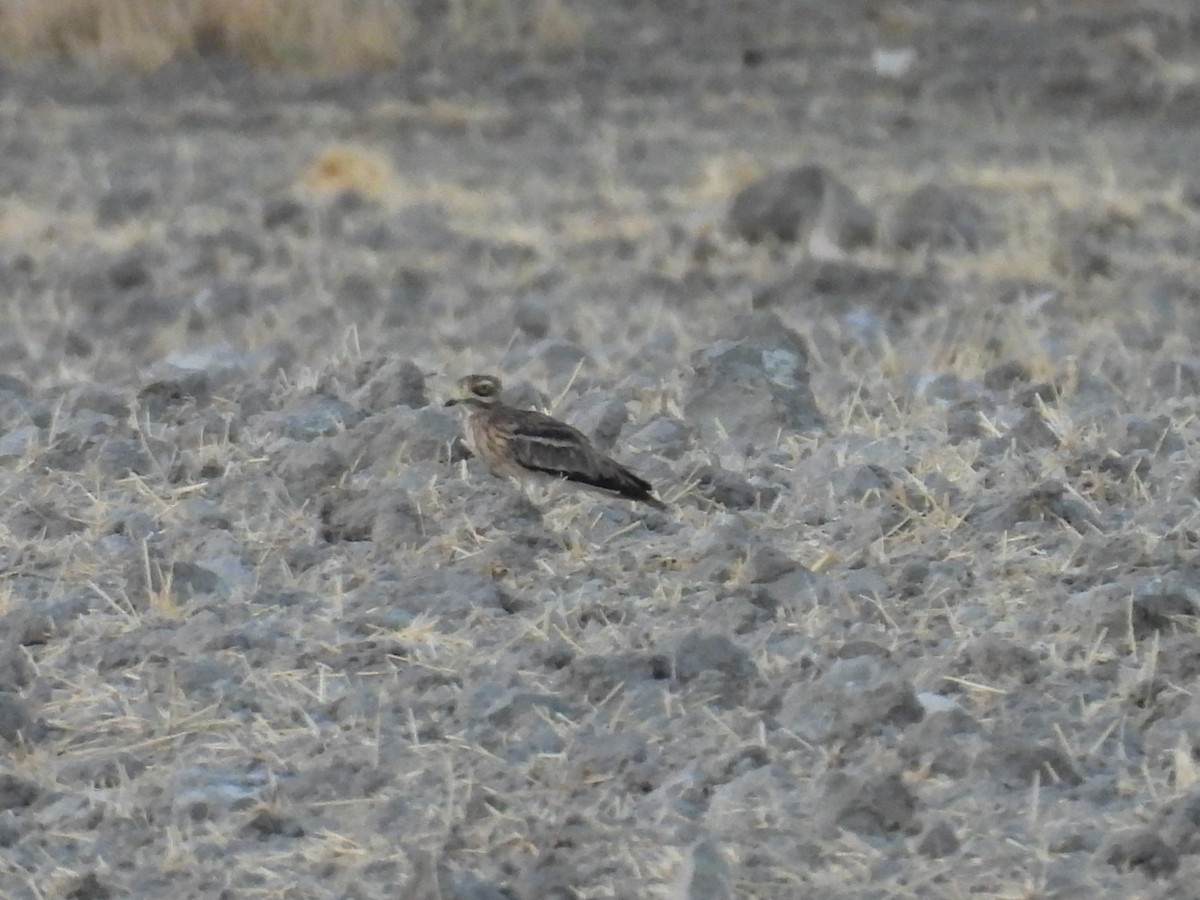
<box><xmin>444</xmin><ymin>374</ymin><xmax>667</xmax><ymax>511</ymax></box>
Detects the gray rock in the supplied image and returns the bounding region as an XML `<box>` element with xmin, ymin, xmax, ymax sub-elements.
<box><xmin>917</xmin><ymin>819</ymin><xmax>960</xmax><ymax>858</ymax></box>
<box><xmin>1143</xmin><ymin>692</ymin><xmax>1200</xmax><ymax>769</ymax></box>
<box><xmin>351</xmin><ymin>222</ymin><xmax>396</xmax><ymax>252</ymax></box>
<box><xmin>678</xmin><ymin>837</ymin><xmax>734</xmax><ymax>900</ymax></box>
<box><xmin>1158</xmin><ymin>784</ymin><xmax>1200</xmax><ymax>855</ymax></box>
<box><xmin>0</xmin><ymin>425</ymin><xmax>39</xmax><ymax>463</ymax></box>
<box><xmin>182</xmin><ymin>225</ymin><xmax>263</xmax><ymax>276</ymax></box>
<box><xmin>1100</xmin><ymin>828</ymin><xmax>1178</xmax><ymax>878</ymax></box>
<box><xmin>338</xmin><ymin>272</ymin><xmax>381</xmax><ymax>314</ymax></box>
<box><xmin>971</xmin><ymin>480</ymin><xmax>1100</xmax><ymax>533</ymax></box>
<box><xmin>1128</xmin><ymin>592</ymin><xmax>1198</xmax><ymax>639</ymax></box>
<box><xmin>163</xmin><ymin>764</ymin><xmax>272</xmax><ymax>823</ymax></box>
<box><xmin>350</xmin><ymin>356</ymin><xmax>428</xmax><ymax>412</ymax></box>
<box><xmin>403</xmin><ymin>852</ymin><xmax>512</xmax><ymax>900</ymax></box>
<box><xmin>961</xmin><ymin>634</ymin><xmax>1044</xmax><ymax>684</ymax></box>
<box><xmin>752</xmin><ymin>260</ymin><xmax>944</xmax><ymax>326</ymax></box>
<box><xmin>190</xmin><ymin>280</ymin><xmax>252</xmax><ymax>325</ymax></box>
<box><xmin>531</xmin><ymin>339</ymin><xmax>592</xmax><ymax>385</ymax></box>
<box><xmin>1150</xmin><ymin>359</ymin><xmax>1200</xmax><ymax>397</ymax></box>
<box><xmin>1016</xmin><ymin>382</ymin><xmax>1060</xmax><ymax>407</ymax></box>
<box><xmin>254</xmin><ymin>395</ymin><xmax>364</xmax><ymax>441</ymax></box>
<box><xmin>987</xmin><ymin>739</ymin><xmax>1083</xmax><ymax>789</ymax></box>
<box><xmin>566</xmin><ymin>727</ymin><xmax>661</xmax><ymax>790</ymax></box>
<box><xmin>673</xmin><ymin>632</ymin><xmax>756</xmax><ymax>683</ymax></box>
<box><xmin>899</xmin><ymin>708</ymin><xmax>983</xmax><ymax>778</ymax></box>
<box><xmin>945</xmin><ymin>398</ymin><xmax>992</xmax><ymax>442</ymax></box>
<box><xmin>984</xmin><ymin>359</ymin><xmax>1032</xmax><ymax>391</ymax></box>
<box><xmin>384</xmin><ymin>267</ymin><xmax>431</xmax><ymax>326</ymax></box>
<box><xmin>0</xmin><ymin>641</ymin><xmax>32</xmax><ymax>692</ymax></box>
<box><xmin>68</xmin><ymin>386</ymin><xmax>127</xmax><ymax>417</ymax></box>
<box><xmin>64</xmin><ymin>871</ymin><xmax>112</xmax><ymax>900</ymax></box>
<box><xmin>918</xmin><ymin>372</ymin><xmax>966</xmax><ymax>403</ymax></box>
<box><xmin>562</xmin><ymin>391</ymin><xmax>628</xmax><ymax>450</ymax></box>
<box><xmin>108</xmin><ymin>249</ymin><xmax>152</xmax><ymax>290</ymax></box>
<box><xmin>169</xmin><ymin>560</ymin><xmax>234</xmax><ymax>601</ymax></box>
<box><xmin>93</xmin><ymin>438</ymin><xmax>159</xmax><ymax>478</ymax></box>
<box><xmin>688</xmin><ymin>517</ymin><xmax>755</xmax><ymax>583</ymax></box>
<box><xmin>136</xmin><ymin>370</ymin><xmax>214</xmax><ymax>420</ymax></box>
<box><xmin>242</xmin><ymin>807</ymin><xmax>305</xmax><ymax>840</ymax></box>
<box><xmin>835</xmin><ymin>463</ymin><xmax>896</xmax><ymax>503</ymax></box>
<box><xmin>747</xmin><ymin>545</ymin><xmax>803</xmax><ymax>584</ymax></box>
<box><xmin>780</xmin><ymin>655</ymin><xmax>922</xmax><ymax>743</ymax></box>
<box><xmin>1053</xmin><ymin>210</ymin><xmax>1115</xmax><ymax>280</ymax></box>
<box><xmin>0</xmin><ymin>773</ymin><xmax>39</xmax><ymax>810</ymax></box>
<box><xmin>685</xmin><ymin>339</ymin><xmax>823</xmax><ymax>445</ymax></box>
<box><xmin>514</xmin><ymin>296</ymin><xmax>552</xmax><ymax>339</ymax></box>
<box><xmin>60</xmin><ymin>753</ymin><xmax>148</xmax><ymax>792</ymax></box>
<box><xmin>436</xmin><ymin>476</ymin><xmax>544</xmax><ymax>529</ymax></box>
<box><xmin>823</xmin><ymin>771</ymin><xmax>918</xmax><ymax>836</ymax></box>
<box><xmin>320</xmin><ymin>486</ymin><xmax>426</xmax><ymax>549</ymax></box>
<box><xmin>728</xmin><ymin>164</ymin><xmax>875</xmax><ymax>249</ymax></box>
<box><xmin>1000</xmin><ymin>409</ymin><xmax>1062</xmax><ymax>452</ymax></box>
<box><xmin>0</xmin><ymin>387</ymin><xmax>51</xmax><ymax>430</ymax></box>
<box><xmin>462</xmin><ymin>236</ymin><xmax>536</xmax><ymax>268</ymax></box>
<box><xmin>0</xmin><ymin>692</ymin><xmax>42</xmax><ymax>745</ymax></box>
<box><xmin>344</xmin><ymin>569</ymin><xmax>516</xmax><ymax>627</ymax></box>
<box><xmin>162</xmin><ymin>343</ymin><xmax>266</xmax><ymax>380</ymax></box>
<box><xmin>889</xmin><ymin>183</ymin><xmax>993</xmax><ymax>252</ymax></box>
<box><xmin>1120</xmin><ymin>415</ymin><xmax>1183</xmax><ymax>455</ymax></box>
<box><xmin>98</xmin><ymin>184</ymin><xmax>156</xmax><ymax>225</ymax></box>
<box><xmin>347</xmin><ymin>405</ymin><xmax>462</xmax><ymax>470</ymax></box>
<box><xmin>627</xmin><ymin>417</ymin><xmax>692</xmax><ymax>458</ymax></box>
<box><xmin>275</xmin><ymin>440</ymin><xmax>346</xmax><ymax>497</ymax></box>
<box><xmin>749</xmin><ymin>568</ymin><xmax>818</xmax><ymax>618</ymax></box>
<box><xmin>691</xmin><ymin>463</ymin><xmax>762</xmax><ymax>509</ymax></box>
<box><xmin>443</xmin><ymin>871</ymin><xmax>512</xmax><ymax>900</ymax></box>
<box><xmin>495</xmin><ymin>377</ymin><xmax>550</xmax><ymax>414</ymax></box>
<box><xmin>173</xmin><ymin>657</ymin><xmax>242</xmax><ymax>699</ymax></box>
<box><xmin>567</xmin><ymin>652</ymin><xmax>670</xmax><ymax>703</ymax></box>
<box><xmin>261</xmin><ymin>196</ymin><xmax>307</xmax><ymax>231</ymax></box>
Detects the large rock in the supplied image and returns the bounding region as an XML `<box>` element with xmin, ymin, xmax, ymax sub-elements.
<box><xmin>889</xmin><ymin>183</ymin><xmax>994</xmax><ymax>252</ymax></box>
<box><xmin>685</xmin><ymin>336</ymin><xmax>823</xmax><ymax>445</ymax></box>
<box><xmin>728</xmin><ymin>164</ymin><xmax>875</xmax><ymax>250</ymax></box>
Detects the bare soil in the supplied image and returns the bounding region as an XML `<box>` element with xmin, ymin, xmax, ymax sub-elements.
<box><xmin>4</xmin><ymin>2</ymin><xmax>1200</xmax><ymax>898</ymax></box>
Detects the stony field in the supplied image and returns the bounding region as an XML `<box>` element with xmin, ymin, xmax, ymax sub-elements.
<box><xmin>3</xmin><ymin>1</ymin><xmax>1200</xmax><ymax>897</ymax></box>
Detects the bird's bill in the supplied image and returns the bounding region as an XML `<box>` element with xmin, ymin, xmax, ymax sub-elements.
<box><xmin>444</xmin><ymin>397</ymin><xmax>462</xmax><ymax>407</ymax></box>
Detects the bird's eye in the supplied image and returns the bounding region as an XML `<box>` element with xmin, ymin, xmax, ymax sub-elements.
<box><xmin>474</xmin><ymin>381</ymin><xmax>496</xmax><ymax>396</ymax></box>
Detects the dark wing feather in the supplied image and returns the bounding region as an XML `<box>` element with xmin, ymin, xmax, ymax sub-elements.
<box><xmin>502</xmin><ymin>410</ymin><xmax>666</xmax><ymax>509</ymax></box>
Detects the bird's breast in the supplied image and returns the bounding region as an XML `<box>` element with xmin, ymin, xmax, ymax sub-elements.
<box><xmin>469</xmin><ymin>413</ymin><xmax>522</xmax><ymax>478</ymax></box>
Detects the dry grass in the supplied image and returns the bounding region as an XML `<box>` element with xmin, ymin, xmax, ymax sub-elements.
<box><xmin>301</xmin><ymin>145</ymin><xmax>400</xmax><ymax>199</ymax></box>
<box><xmin>0</xmin><ymin>0</ymin><xmax>411</xmax><ymax>72</ymax></box>
<box><xmin>0</xmin><ymin>0</ymin><xmax>586</xmax><ymax>73</ymax></box>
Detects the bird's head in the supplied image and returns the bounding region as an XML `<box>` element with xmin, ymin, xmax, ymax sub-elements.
<box><xmin>444</xmin><ymin>374</ymin><xmax>503</xmax><ymax>409</ymax></box>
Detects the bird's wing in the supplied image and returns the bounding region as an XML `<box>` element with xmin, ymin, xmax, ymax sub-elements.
<box><xmin>501</xmin><ymin>409</ymin><xmax>664</xmax><ymax>507</ymax></box>
<box><xmin>502</xmin><ymin>410</ymin><xmax>599</xmax><ymax>476</ymax></box>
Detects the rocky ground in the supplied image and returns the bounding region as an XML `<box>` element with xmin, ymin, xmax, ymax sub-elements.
<box><xmin>4</xmin><ymin>1</ymin><xmax>1200</xmax><ymax>897</ymax></box>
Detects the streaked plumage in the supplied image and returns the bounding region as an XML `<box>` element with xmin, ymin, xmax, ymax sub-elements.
<box><xmin>445</xmin><ymin>374</ymin><xmax>667</xmax><ymax>510</ymax></box>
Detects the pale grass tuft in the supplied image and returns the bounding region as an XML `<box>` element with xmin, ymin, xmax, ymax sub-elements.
<box><xmin>531</xmin><ymin>0</ymin><xmax>586</xmax><ymax>52</ymax></box>
<box><xmin>1174</xmin><ymin>734</ymin><xmax>1198</xmax><ymax>790</ymax></box>
<box><xmin>301</xmin><ymin>144</ymin><xmax>399</xmax><ymax>200</ymax></box>
<box><xmin>0</xmin><ymin>0</ymin><xmax>412</xmax><ymax>73</ymax></box>
<box><xmin>0</xmin><ymin>0</ymin><xmax>588</xmax><ymax>72</ymax></box>
<box><xmin>686</xmin><ymin>153</ymin><xmax>763</xmax><ymax>206</ymax></box>
<box><xmin>194</xmin><ymin>0</ymin><xmax>411</xmax><ymax>72</ymax></box>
